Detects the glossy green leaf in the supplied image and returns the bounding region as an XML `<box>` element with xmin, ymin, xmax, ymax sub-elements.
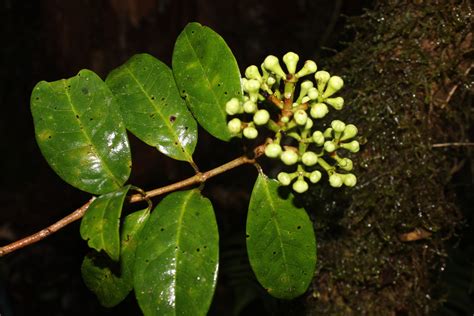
<box><xmin>81</xmin><ymin>208</ymin><xmax>150</xmax><ymax>307</ymax></box>
<box><xmin>134</xmin><ymin>190</ymin><xmax>219</xmax><ymax>316</ymax></box>
<box><xmin>80</xmin><ymin>185</ymin><xmax>130</xmax><ymax>261</ymax></box>
<box><xmin>106</xmin><ymin>53</ymin><xmax>197</xmax><ymax>162</ymax></box>
<box><xmin>31</xmin><ymin>69</ymin><xmax>131</xmax><ymax>195</ymax></box>
<box><xmin>246</xmin><ymin>174</ymin><xmax>316</xmax><ymax>299</ymax></box>
<box><xmin>172</xmin><ymin>22</ymin><xmax>242</xmax><ymax>141</ymax></box>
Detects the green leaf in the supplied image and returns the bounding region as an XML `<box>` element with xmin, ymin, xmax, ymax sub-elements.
<box><xmin>81</xmin><ymin>208</ymin><xmax>150</xmax><ymax>307</ymax></box>
<box><xmin>80</xmin><ymin>185</ymin><xmax>131</xmax><ymax>261</ymax></box>
<box><xmin>172</xmin><ymin>22</ymin><xmax>242</xmax><ymax>142</ymax></box>
<box><xmin>106</xmin><ymin>53</ymin><xmax>197</xmax><ymax>162</ymax></box>
<box><xmin>30</xmin><ymin>69</ymin><xmax>131</xmax><ymax>195</ymax></box>
<box><xmin>246</xmin><ymin>174</ymin><xmax>316</xmax><ymax>299</ymax></box>
<box><xmin>134</xmin><ymin>190</ymin><xmax>219</xmax><ymax>316</ymax></box>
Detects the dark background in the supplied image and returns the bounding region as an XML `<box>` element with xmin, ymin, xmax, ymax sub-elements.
<box><xmin>1</xmin><ymin>1</ymin><xmax>472</xmax><ymax>315</ymax></box>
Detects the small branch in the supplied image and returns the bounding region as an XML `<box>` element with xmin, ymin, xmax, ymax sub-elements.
<box><xmin>432</xmin><ymin>142</ymin><xmax>474</xmax><ymax>148</ymax></box>
<box><xmin>0</xmin><ymin>149</ymin><xmax>264</xmax><ymax>257</ymax></box>
<box><xmin>0</xmin><ymin>198</ymin><xmax>95</xmax><ymax>257</ymax></box>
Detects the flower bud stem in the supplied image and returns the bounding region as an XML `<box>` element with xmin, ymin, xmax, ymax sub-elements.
<box><xmin>317</xmin><ymin>157</ymin><xmax>334</xmax><ymax>172</ymax></box>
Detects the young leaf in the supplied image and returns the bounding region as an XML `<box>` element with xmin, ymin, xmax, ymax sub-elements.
<box><xmin>80</xmin><ymin>185</ymin><xmax>131</xmax><ymax>261</ymax></box>
<box><xmin>30</xmin><ymin>69</ymin><xmax>131</xmax><ymax>195</ymax></box>
<box><xmin>246</xmin><ymin>174</ymin><xmax>317</xmax><ymax>299</ymax></box>
<box><xmin>134</xmin><ymin>189</ymin><xmax>219</xmax><ymax>316</ymax></box>
<box><xmin>106</xmin><ymin>53</ymin><xmax>197</xmax><ymax>162</ymax></box>
<box><xmin>172</xmin><ymin>22</ymin><xmax>242</xmax><ymax>142</ymax></box>
<box><xmin>81</xmin><ymin>208</ymin><xmax>150</xmax><ymax>307</ymax></box>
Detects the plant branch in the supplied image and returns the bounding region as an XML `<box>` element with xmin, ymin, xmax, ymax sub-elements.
<box><xmin>0</xmin><ymin>148</ymin><xmax>264</xmax><ymax>257</ymax></box>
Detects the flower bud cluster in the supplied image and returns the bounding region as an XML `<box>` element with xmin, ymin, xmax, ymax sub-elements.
<box><xmin>226</xmin><ymin>52</ymin><xmax>362</xmax><ymax>193</ymax></box>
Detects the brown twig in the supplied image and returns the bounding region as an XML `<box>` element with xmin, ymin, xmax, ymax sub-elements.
<box><xmin>0</xmin><ymin>151</ymin><xmax>262</xmax><ymax>257</ymax></box>
<box><xmin>432</xmin><ymin>142</ymin><xmax>474</xmax><ymax>148</ymax></box>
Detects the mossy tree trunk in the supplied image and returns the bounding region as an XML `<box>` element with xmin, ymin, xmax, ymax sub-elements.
<box><xmin>305</xmin><ymin>1</ymin><xmax>472</xmax><ymax>315</ymax></box>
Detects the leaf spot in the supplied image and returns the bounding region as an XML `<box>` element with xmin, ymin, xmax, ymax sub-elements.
<box><xmin>169</xmin><ymin>115</ymin><xmax>176</xmax><ymax>123</ymax></box>
<box><xmin>81</xmin><ymin>87</ymin><xmax>89</xmax><ymax>95</ymax></box>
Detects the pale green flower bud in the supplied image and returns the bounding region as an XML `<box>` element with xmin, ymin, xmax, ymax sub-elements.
<box><xmin>266</xmin><ymin>76</ymin><xmax>276</xmax><ymax>86</ymax></box>
<box><xmin>329</xmin><ymin>173</ymin><xmax>343</xmax><ymax>188</ymax></box>
<box><xmin>277</xmin><ymin>172</ymin><xmax>292</xmax><ymax>186</ymax></box>
<box><xmin>340</xmin><ymin>140</ymin><xmax>360</xmax><ymax>153</ymax></box>
<box><xmin>310</xmin><ymin>103</ymin><xmax>329</xmax><ymax>119</ymax></box>
<box><xmin>307</xmin><ymin>87</ymin><xmax>319</xmax><ymax>100</ymax></box>
<box><xmin>253</xmin><ymin>109</ymin><xmax>270</xmax><ymax>125</ymax></box>
<box><xmin>263</xmin><ymin>55</ymin><xmax>286</xmax><ymax>78</ymax></box>
<box><xmin>245</xmin><ymin>65</ymin><xmax>262</xmax><ymax>81</ymax></box>
<box><xmin>281</xmin><ymin>116</ymin><xmax>290</xmax><ymax>123</ymax></box>
<box><xmin>265</xmin><ymin>143</ymin><xmax>282</xmax><ymax>158</ymax></box>
<box><xmin>323</xmin><ymin>127</ymin><xmax>333</xmax><ymax>138</ymax></box>
<box><xmin>243</xmin><ymin>100</ymin><xmax>257</xmax><ymax>113</ymax></box>
<box><xmin>324</xmin><ymin>140</ymin><xmax>337</xmax><ymax>153</ymax></box>
<box><xmin>280</xmin><ymin>150</ymin><xmax>299</xmax><ymax>165</ymax></box>
<box><xmin>341</xmin><ymin>124</ymin><xmax>358</xmax><ymax>141</ymax></box>
<box><xmin>315</xmin><ymin>71</ymin><xmax>330</xmax><ymax>92</ymax></box>
<box><xmin>325</xmin><ymin>97</ymin><xmax>344</xmax><ymax>110</ymax></box>
<box><xmin>305</xmin><ymin>118</ymin><xmax>313</xmax><ymax>130</ymax></box>
<box><xmin>283</xmin><ymin>52</ymin><xmax>299</xmax><ymax>74</ymax></box>
<box><xmin>297</xmin><ymin>80</ymin><xmax>313</xmax><ymax>102</ymax></box>
<box><xmin>312</xmin><ymin>131</ymin><xmax>325</xmax><ymax>145</ymax></box>
<box><xmin>331</xmin><ymin>120</ymin><xmax>346</xmax><ymax>133</ymax></box>
<box><xmin>301</xmin><ymin>96</ymin><xmax>311</xmax><ymax>104</ymax></box>
<box><xmin>293</xmin><ymin>179</ymin><xmax>309</xmax><ymax>193</ymax></box>
<box><xmin>322</xmin><ymin>76</ymin><xmax>344</xmax><ymax>98</ymax></box>
<box><xmin>342</xmin><ymin>173</ymin><xmax>357</xmax><ymax>187</ymax></box>
<box><xmin>225</xmin><ymin>98</ymin><xmax>241</xmax><ymax>115</ymax></box>
<box><xmin>243</xmin><ymin>126</ymin><xmax>258</xmax><ymax>139</ymax></box>
<box><xmin>244</xmin><ymin>79</ymin><xmax>261</xmax><ymax>93</ymax></box>
<box><xmin>302</xmin><ymin>151</ymin><xmax>318</xmax><ymax>166</ymax></box>
<box><xmin>293</xmin><ymin>109</ymin><xmax>308</xmax><ymax>125</ymax></box>
<box><xmin>309</xmin><ymin>170</ymin><xmax>322</xmax><ymax>183</ymax></box>
<box><xmin>295</xmin><ymin>60</ymin><xmax>317</xmax><ymax>78</ymax></box>
<box><xmin>338</xmin><ymin>158</ymin><xmax>353</xmax><ymax>171</ymax></box>
<box><xmin>227</xmin><ymin>118</ymin><xmax>242</xmax><ymax>134</ymax></box>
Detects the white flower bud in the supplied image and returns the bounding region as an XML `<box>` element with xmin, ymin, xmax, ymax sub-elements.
<box><xmin>331</xmin><ymin>120</ymin><xmax>346</xmax><ymax>133</ymax></box>
<box><xmin>302</xmin><ymin>151</ymin><xmax>318</xmax><ymax>166</ymax></box>
<box><xmin>325</xmin><ymin>97</ymin><xmax>344</xmax><ymax>110</ymax></box>
<box><xmin>305</xmin><ymin>118</ymin><xmax>313</xmax><ymax>130</ymax></box>
<box><xmin>307</xmin><ymin>87</ymin><xmax>319</xmax><ymax>100</ymax></box>
<box><xmin>293</xmin><ymin>109</ymin><xmax>308</xmax><ymax>125</ymax></box>
<box><xmin>245</xmin><ymin>65</ymin><xmax>262</xmax><ymax>81</ymax></box>
<box><xmin>243</xmin><ymin>126</ymin><xmax>258</xmax><ymax>139</ymax></box>
<box><xmin>338</xmin><ymin>158</ymin><xmax>353</xmax><ymax>171</ymax></box>
<box><xmin>280</xmin><ymin>150</ymin><xmax>298</xmax><ymax>165</ymax></box>
<box><xmin>322</xmin><ymin>76</ymin><xmax>344</xmax><ymax>98</ymax></box>
<box><xmin>312</xmin><ymin>131</ymin><xmax>325</xmax><ymax>145</ymax></box>
<box><xmin>295</xmin><ymin>60</ymin><xmax>317</xmax><ymax>78</ymax></box>
<box><xmin>265</xmin><ymin>143</ymin><xmax>282</xmax><ymax>158</ymax></box>
<box><xmin>263</xmin><ymin>55</ymin><xmax>286</xmax><ymax>78</ymax></box>
<box><xmin>283</xmin><ymin>52</ymin><xmax>299</xmax><ymax>74</ymax></box>
<box><xmin>341</xmin><ymin>124</ymin><xmax>358</xmax><ymax>141</ymax></box>
<box><xmin>293</xmin><ymin>179</ymin><xmax>309</xmax><ymax>193</ymax></box>
<box><xmin>310</xmin><ymin>103</ymin><xmax>329</xmax><ymax>119</ymax></box>
<box><xmin>324</xmin><ymin>140</ymin><xmax>337</xmax><ymax>153</ymax></box>
<box><xmin>225</xmin><ymin>98</ymin><xmax>241</xmax><ymax>115</ymax></box>
<box><xmin>243</xmin><ymin>100</ymin><xmax>257</xmax><ymax>113</ymax></box>
<box><xmin>342</xmin><ymin>173</ymin><xmax>357</xmax><ymax>187</ymax></box>
<box><xmin>329</xmin><ymin>173</ymin><xmax>343</xmax><ymax>188</ymax></box>
<box><xmin>244</xmin><ymin>79</ymin><xmax>261</xmax><ymax>93</ymax></box>
<box><xmin>227</xmin><ymin>118</ymin><xmax>242</xmax><ymax>134</ymax></box>
<box><xmin>277</xmin><ymin>172</ymin><xmax>292</xmax><ymax>186</ymax></box>
<box><xmin>340</xmin><ymin>140</ymin><xmax>360</xmax><ymax>153</ymax></box>
<box><xmin>309</xmin><ymin>170</ymin><xmax>322</xmax><ymax>183</ymax></box>
<box><xmin>315</xmin><ymin>71</ymin><xmax>330</xmax><ymax>92</ymax></box>
<box><xmin>253</xmin><ymin>109</ymin><xmax>270</xmax><ymax>125</ymax></box>
<box><xmin>281</xmin><ymin>116</ymin><xmax>290</xmax><ymax>123</ymax></box>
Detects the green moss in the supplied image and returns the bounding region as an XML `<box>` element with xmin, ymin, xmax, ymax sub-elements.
<box><xmin>303</xmin><ymin>1</ymin><xmax>472</xmax><ymax>314</ymax></box>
